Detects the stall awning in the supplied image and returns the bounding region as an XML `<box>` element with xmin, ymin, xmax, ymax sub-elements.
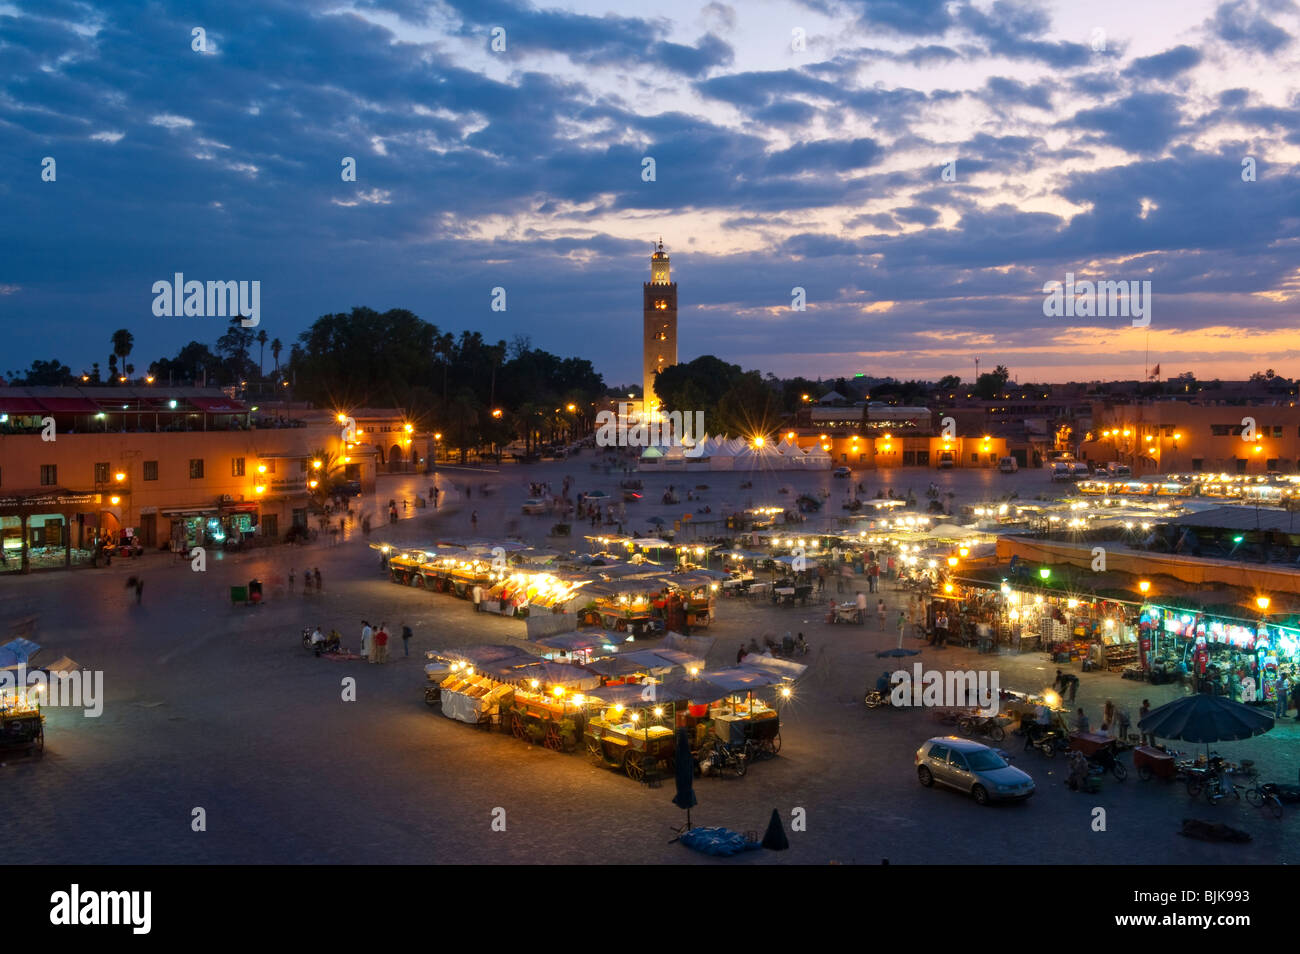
<box><xmin>0</xmin><ymin>397</ymin><xmax>47</xmax><ymax>414</ymax></box>
<box><xmin>160</xmin><ymin>507</ymin><xmax>220</xmax><ymax>517</ymax></box>
<box><xmin>586</xmin><ymin>682</ymin><xmax>688</xmax><ymax>707</ymax></box>
<box><xmin>188</xmin><ymin>396</ymin><xmax>247</xmax><ymax>412</ymax></box>
<box><xmin>38</xmin><ymin>397</ymin><xmax>102</xmax><ymax>412</ymax></box>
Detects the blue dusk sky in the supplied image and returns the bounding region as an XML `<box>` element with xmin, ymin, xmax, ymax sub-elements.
<box><xmin>3</xmin><ymin>0</ymin><xmax>1300</xmax><ymax>385</ymax></box>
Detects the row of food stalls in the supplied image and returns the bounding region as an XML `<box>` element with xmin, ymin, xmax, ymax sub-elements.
<box><xmin>377</xmin><ymin>539</ymin><xmax>724</xmax><ymax>635</ymax></box>
<box><xmin>638</xmin><ymin>435</ymin><xmax>833</xmax><ymax>471</ymax></box>
<box><xmin>1078</xmin><ymin>473</ymin><xmax>1300</xmax><ymax>505</ymax></box>
<box><xmin>423</xmin><ymin>633</ymin><xmax>803</xmax><ymax>781</ymax></box>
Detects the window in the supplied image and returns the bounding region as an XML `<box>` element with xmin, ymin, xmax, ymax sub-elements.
<box><xmin>40</xmin><ymin>465</ymin><xmax>57</xmax><ymax>486</ymax></box>
<box><xmin>189</xmin><ymin>459</ymin><xmax>205</xmax><ymax>479</ymax></box>
<box><xmin>144</xmin><ymin>461</ymin><xmax>158</xmax><ymax>481</ymax></box>
<box><xmin>927</xmin><ymin>743</ymin><xmax>950</xmax><ymax>762</ymax></box>
<box><xmin>1192</xmin><ymin>458</ymin><xmax>1204</xmax><ymax>471</ymax></box>
<box><xmin>1210</xmin><ymin>424</ymin><xmax>1241</xmax><ymax>436</ymax></box>
<box><xmin>948</xmin><ymin>751</ymin><xmax>969</xmax><ymax>771</ymax></box>
<box><xmin>94</xmin><ymin>462</ymin><xmax>110</xmax><ymax>483</ymax></box>
<box><xmin>1272</xmin><ymin>426</ymin><xmax>1284</xmax><ymax>438</ymax></box>
<box><xmin>970</xmin><ymin>453</ymin><xmax>979</xmax><ymax>463</ymax></box>
<box><xmin>232</xmin><ymin>457</ymin><xmax>245</xmax><ymax>477</ymax></box>
<box><xmin>1267</xmin><ymin>459</ymin><xmax>1279</xmax><ymax>471</ymax></box>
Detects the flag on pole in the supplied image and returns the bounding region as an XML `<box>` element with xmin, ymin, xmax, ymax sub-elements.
<box><xmin>1150</xmin><ymin>363</ymin><xmax>1160</xmax><ymax>379</ymax></box>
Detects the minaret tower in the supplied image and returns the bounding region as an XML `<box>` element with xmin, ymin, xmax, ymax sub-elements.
<box><xmin>642</xmin><ymin>238</ymin><xmax>677</xmax><ymax>418</ymax></box>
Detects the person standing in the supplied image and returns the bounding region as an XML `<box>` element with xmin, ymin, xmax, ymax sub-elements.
<box><xmin>1074</xmin><ymin>708</ymin><xmax>1090</xmax><ymax>733</ymax></box>
<box><xmin>935</xmin><ymin>609</ymin><xmax>949</xmax><ymax>648</ymax></box>
<box><xmin>855</xmin><ymin>590</ymin><xmax>867</xmax><ymax>625</ymax></box>
<box><xmin>313</xmin><ymin>567</ymin><xmax>322</xmax><ymax>593</ymax></box>
<box><xmin>374</xmin><ymin>624</ymin><xmax>389</xmax><ymax>664</ymax></box>
<box><xmin>471</xmin><ymin>510</ymin><xmax>478</xmax><ymax>531</ymax></box>
<box><xmin>472</xmin><ymin>584</ymin><xmax>483</xmax><ymax>612</ymax></box>
<box><xmin>288</xmin><ymin>567</ymin><xmax>295</xmax><ymax>593</ymax></box>
<box><xmin>360</xmin><ymin>621</ymin><xmax>373</xmax><ymax>659</ymax></box>
<box><xmin>401</xmin><ymin>623</ymin><xmax>413</xmax><ymax>657</ymax></box>
<box><xmin>1139</xmin><ymin>699</ymin><xmax>1152</xmax><ymax>745</ymax></box>
<box><xmin>877</xmin><ymin>598</ymin><xmax>887</xmax><ymax>630</ymax></box>
<box><xmin>897</xmin><ymin>610</ymin><xmax>907</xmax><ymax>645</ymax></box>
<box><xmin>1275</xmin><ymin>674</ymin><xmax>1289</xmax><ymax>720</ymax></box>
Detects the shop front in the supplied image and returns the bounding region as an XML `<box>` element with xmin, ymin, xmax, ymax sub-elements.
<box><xmin>1139</xmin><ymin>605</ymin><xmax>1298</xmax><ymax>702</ymax></box>
<box><xmin>0</xmin><ymin>490</ymin><xmax>102</xmax><ymax>572</ymax></box>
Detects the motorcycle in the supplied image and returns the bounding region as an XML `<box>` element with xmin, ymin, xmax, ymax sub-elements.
<box><xmin>700</xmin><ymin>738</ymin><xmax>747</xmax><ymax>777</ymax></box>
<box><xmin>864</xmin><ymin>687</ymin><xmax>895</xmax><ymax>709</ymax></box>
<box><xmin>1024</xmin><ymin>728</ymin><xmax>1070</xmax><ymax>758</ymax></box>
<box><xmin>301</xmin><ymin>628</ymin><xmax>341</xmax><ymax>656</ymax></box>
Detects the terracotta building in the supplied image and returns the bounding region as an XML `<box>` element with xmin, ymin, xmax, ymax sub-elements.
<box><xmin>0</xmin><ymin>387</ymin><xmax>377</xmax><ymax>572</ymax></box>
<box><xmin>642</xmin><ymin>239</ymin><xmax>677</xmax><ymax>417</ymax></box>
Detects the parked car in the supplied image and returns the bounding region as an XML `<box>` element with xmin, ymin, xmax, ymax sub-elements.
<box><xmin>937</xmin><ymin>451</ymin><xmax>955</xmax><ymax>470</ymax></box>
<box><xmin>997</xmin><ymin>456</ymin><xmax>1018</xmax><ymax>473</ymax></box>
<box><xmin>1049</xmin><ymin>461</ymin><xmax>1075</xmax><ymax>482</ymax></box>
<box><xmin>915</xmin><ymin>736</ymin><xmax>1035</xmax><ymax>805</ymax></box>
<box><xmin>521</xmin><ymin>498</ymin><xmax>548</xmax><ymax>515</ymax></box>
<box><xmin>1105</xmin><ymin>462</ymin><xmax>1132</xmax><ymax>477</ymax></box>
<box><xmin>833</xmin><ymin>466</ymin><xmax>852</xmax><ymax>478</ymax></box>
<box><xmin>1070</xmin><ymin>462</ymin><xmax>1091</xmax><ymax>479</ymax></box>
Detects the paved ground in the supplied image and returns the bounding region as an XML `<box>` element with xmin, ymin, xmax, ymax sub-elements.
<box><xmin>3</xmin><ymin>458</ymin><xmax>1297</xmax><ymax>864</ymax></box>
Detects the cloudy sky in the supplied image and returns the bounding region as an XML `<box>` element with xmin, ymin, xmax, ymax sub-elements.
<box><xmin>3</xmin><ymin>0</ymin><xmax>1300</xmax><ymax>386</ymax></box>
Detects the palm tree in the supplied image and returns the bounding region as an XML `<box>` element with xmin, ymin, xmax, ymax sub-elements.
<box><xmin>256</xmin><ymin>330</ymin><xmax>268</xmax><ymax>378</ymax></box>
<box><xmin>111</xmin><ymin>329</ymin><xmax>134</xmax><ymax>381</ymax></box>
<box><xmin>271</xmin><ymin>337</ymin><xmax>283</xmax><ymax>375</ymax></box>
<box><xmin>306</xmin><ymin>448</ymin><xmax>345</xmax><ymax>505</ymax></box>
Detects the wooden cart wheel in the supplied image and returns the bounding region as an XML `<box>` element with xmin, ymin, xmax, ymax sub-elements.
<box><xmin>543</xmin><ymin>722</ymin><xmax>563</xmax><ymax>751</ymax></box>
<box><xmin>413</xmin><ymin>574</ymin><xmax>426</xmax><ymax>587</ymax></box>
<box><xmin>511</xmin><ymin>714</ymin><xmax>527</xmax><ymax>740</ymax></box>
<box><xmin>586</xmin><ymin>739</ymin><xmax>603</xmax><ymax>763</ymax></box>
<box><xmin>624</xmin><ymin>751</ymin><xmax>645</xmax><ymax>781</ymax></box>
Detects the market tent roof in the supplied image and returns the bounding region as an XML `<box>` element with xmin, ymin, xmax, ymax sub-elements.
<box><xmin>738</xmin><ymin>656</ymin><xmax>807</xmax><ymax>681</ymax></box>
<box><xmin>652</xmin><ymin>632</ymin><xmax>716</xmax><ymax>659</ymax></box>
<box><xmin>584</xmin><ymin>580</ymin><xmax>668</xmax><ymax>599</ymax></box>
<box><xmin>586</xmin><ymin>682</ymin><xmax>689</xmax><ymax>707</ymax></box>
<box><xmin>803</xmin><ymin>445</ymin><xmax>832</xmax><ymax>461</ymax></box>
<box><xmin>430</xmin><ymin>645</ymin><xmax>538</xmax><ymax>667</ymax></box>
<box><xmin>1168</xmin><ymin>506</ymin><xmax>1300</xmax><ymax>533</ymax></box>
<box><xmin>640</xmin><ymin>446</ymin><xmax>665</xmax><ymax>459</ymax></box>
<box><xmin>534</xmin><ymin>631</ymin><xmax>619</xmax><ymax>653</ymax></box>
<box><xmin>37</xmin><ymin>655</ymin><xmax>81</xmax><ymax>674</ymax></box>
<box><xmin>695</xmin><ymin>667</ymin><xmax>790</xmax><ymax>692</ymax></box>
<box><xmin>584</xmin><ymin>656</ymin><xmax>647</xmax><ymax>677</ymax></box>
<box><xmin>922</xmin><ymin>523</ymin><xmax>980</xmax><ymax>539</ymax></box>
<box><xmin>634</xmin><ymin>538</ymin><xmax>676</xmax><ymax>549</ymax></box>
<box><xmin>0</xmin><ymin>638</ymin><xmax>41</xmax><ymax>669</ymax></box>
<box><xmin>510</xmin><ymin>661</ymin><xmax>601</xmax><ymax>689</ymax></box>
<box><xmin>617</xmin><ymin>649</ymin><xmax>696</xmax><ymax>673</ymax></box>
<box><xmin>663</xmin><ymin>570</ymin><xmax>729</xmax><ymax>587</ymax></box>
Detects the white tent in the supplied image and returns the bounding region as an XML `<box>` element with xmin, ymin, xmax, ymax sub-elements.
<box><xmin>803</xmin><ymin>444</ymin><xmax>833</xmax><ymax>470</ymax></box>
<box><xmin>776</xmin><ymin>438</ymin><xmax>806</xmax><ymax>468</ymax></box>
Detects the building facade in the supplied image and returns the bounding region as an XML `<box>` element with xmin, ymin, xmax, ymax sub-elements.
<box><xmin>0</xmin><ymin>387</ymin><xmax>377</xmax><ymax>572</ymax></box>
<box><xmin>642</xmin><ymin>239</ymin><xmax>677</xmax><ymax>417</ymax></box>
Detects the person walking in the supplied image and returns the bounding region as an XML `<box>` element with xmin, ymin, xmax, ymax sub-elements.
<box><xmin>1276</xmin><ymin>674</ymin><xmax>1289</xmax><ymax>720</ymax></box>
<box><xmin>361</xmin><ymin>620</ymin><xmax>373</xmax><ymax>659</ymax></box>
<box><xmin>401</xmin><ymin>623</ymin><xmax>413</xmax><ymax>657</ymax></box>
<box><xmin>302</xmin><ymin>569</ymin><xmax>313</xmax><ymax>594</ymax></box>
<box><xmin>934</xmin><ymin>609</ymin><xmax>949</xmax><ymax>648</ymax></box>
<box><xmin>472</xmin><ymin>584</ymin><xmax>483</xmax><ymax>612</ymax></box>
<box><xmin>471</xmin><ymin>510</ymin><xmax>478</xmax><ymax>531</ymax></box>
<box><xmin>1117</xmin><ymin>703</ymin><xmax>1131</xmax><ymax>743</ymax></box>
<box><xmin>313</xmin><ymin>567</ymin><xmax>322</xmax><ymax>593</ymax></box>
<box><xmin>897</xmin><ymin>610</ymin><xmax>907</xmax><ymax>647</ymax></box>
<box><xmin>288</xmin><ymin>567</ymin><xmax>295</xmax><ymax>593</ymax></box>
<box><xmin>877</xmin><ymin>598</ymin><xmax>887</xmax><ymax>630</ymax></box>
<box><xmin>374</xmin><ymin>624</ymin><xmax>389</xmax><ymax>663</ymax></box>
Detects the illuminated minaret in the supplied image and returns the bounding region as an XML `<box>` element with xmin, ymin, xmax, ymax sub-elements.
<box><xmin>642</xmin><ymin>238</ymin><xmax>677</xmax><ymax>417</ymax></box>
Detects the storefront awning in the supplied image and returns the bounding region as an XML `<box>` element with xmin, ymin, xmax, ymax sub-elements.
<box><xmin>37</xmin><ymin>397</ymin><xmax>101</xmax><ymax>412</ymax></box>
<box><xmin>160</xmin><ymin>508</ymin><xmax>219</xmax><ymax>517</ymax></box>
<box><xmin>188</xmin><ymin>396</ymin><xmax>247</xmax><ymax>413</ymax></box>
<box><xmin>0</xmin><ymin>397</ymin><xmax>47</xmax><ymax>414</ymax></box>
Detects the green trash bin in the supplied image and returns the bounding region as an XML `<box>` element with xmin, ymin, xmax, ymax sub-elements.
<box><xmin>230</xmin><ymin>585</ymin><xmax>248</xmax><ymax>605</ymax></box>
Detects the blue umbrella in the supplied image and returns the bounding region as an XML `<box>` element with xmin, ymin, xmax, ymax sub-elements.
<box><xmin>670</xmin><ymin>726</ymin><xmax>697</xmax><ymax>838</ymax></box>
<box><xmin>876</xmin><ymin>647</ymin><xmax>920</xmax><ymax>658</ymax></box>
<box><xmin>1138</xmin><ymin>694</ymin><xmax>1274</xmax><ymax>744</ymax></box>
<box><xmin>647</xmin><ymin>516</ymin><xmax>667</xmax><ymax>525</ymax></box>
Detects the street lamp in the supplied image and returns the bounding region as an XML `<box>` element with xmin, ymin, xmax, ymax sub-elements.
<box><xmin>1038</xmin><ymin>567</ymin><xmax>1051</xmax><ymax>580</ymax></box>
<box><xmin>1138</xmin><ymin>580</ymin><xmax>1151</xmax><ymax>595</ymax></box>
<box><xmin>1256</xmin><ymin>596</ymin><xmax>1271</xmax><ymax>612</ymax></box>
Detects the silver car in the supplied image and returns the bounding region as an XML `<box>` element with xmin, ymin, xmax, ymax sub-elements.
<box><xmin>915</xmin><ymin>736</ymin><xmax>1035</xmax><ymax>805</ymax></box>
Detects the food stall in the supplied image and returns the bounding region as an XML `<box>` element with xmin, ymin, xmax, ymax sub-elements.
<box><xmin>662</xmin><ymin>571</ymin><xmax>723</xmax><ymax>628</ymax></box>
<box><xmin>0</xmin><ymin>681</ymin><xmax>44</xmax><ymax>756</ymax></box>
<box><xmin>484</xmin><ymin>569</ymin><xmax>586</xmax><ymax>618</ymax></box>
<box><xmin>582</xmin><ymin>682</ymin><xmax>683</xmax><ymax>781</ymax></box>
<box><xmin>581</xmin><ymin>580</ymin><xmax>668</xmax><ymax>638</ymax></box>
<box><xmin>505</xmin><ymin>662</ymin><xmax>600</xmax><ymax>752</ymax></box>
<box><xmin>426</xmin><ymin>645</ymin><xmax>537</xmax><ymax>725</ymax></box>
<box><xmin>664</xmin><ymin>659</ymin><xmax>803</xmax><ymax>758</ymax></box>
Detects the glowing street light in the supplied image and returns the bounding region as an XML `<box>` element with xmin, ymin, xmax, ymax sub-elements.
<box><xmin>1138</xmin><ymin>580</ymin><xmax>1151</xmax><ymax>594</ymax></box>
<box><xmin>1257</xmin><ymin>596</ymin><xmax>1271</xmax><ymax>612</ymax></box>
<box><xmin>1038</xmin><ymin>567</ymin><xmax>1051</xmax><ymax>580</ymax></box>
